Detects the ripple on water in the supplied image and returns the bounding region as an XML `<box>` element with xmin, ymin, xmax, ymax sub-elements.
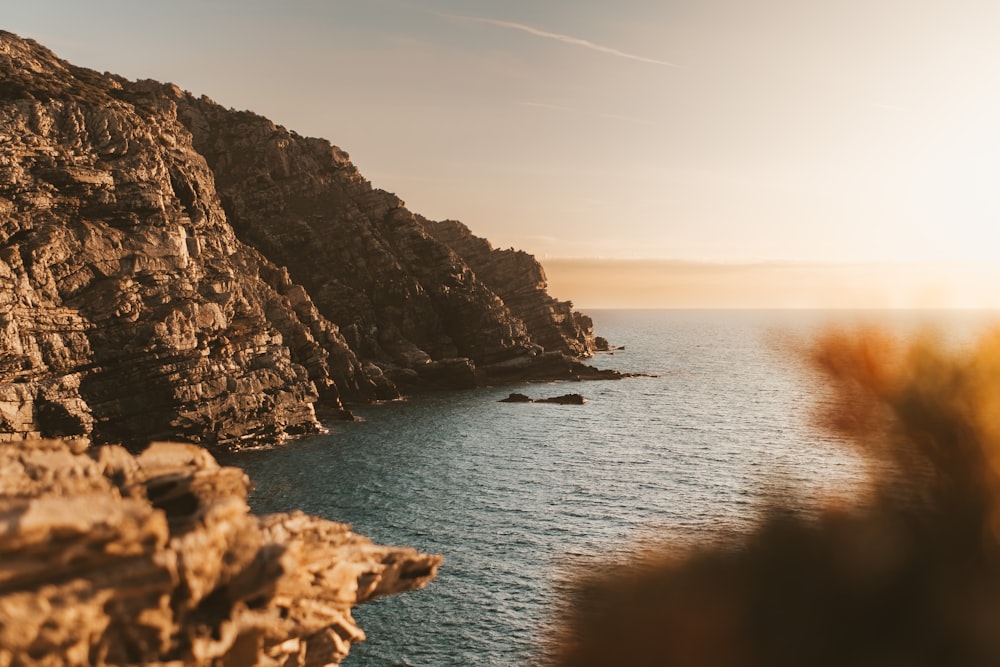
<box><xmin>229</xmin><ymin>310</ymin><xmax>997</xmax><ymax>666</ymax></box>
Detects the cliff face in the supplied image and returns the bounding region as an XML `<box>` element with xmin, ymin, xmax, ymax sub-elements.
<box><xmin>0</xmin><ymin>30</ymin><xmax>613</xmax><ymax>449</ymax></box>
<box><xmin>0</xmin><ymin>34</ymin><xmax>350</xmax><ymax>448</ymax></box>
<box><xmin>0</xmin><ymin>438</ymin><xmax>440</xmax><ymax>666</ymax></box>
<box><xmin>172</xmin><ymin>94</ymin><xmax>607</xmax><ymax>379</ymax></box>
<box><xmin>421</xmin><ymin>219</ymin><xmax>609</xmax><ymax>357</ymax></box>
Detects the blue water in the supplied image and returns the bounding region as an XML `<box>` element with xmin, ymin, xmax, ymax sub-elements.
<box><xmin>229</xmin><ymin>309</ymin><xmax>1000</xmax><ymax>666</ymax></box>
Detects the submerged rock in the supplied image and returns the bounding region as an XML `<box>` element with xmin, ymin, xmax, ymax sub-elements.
<box><xmin>0</xmin><ymin>438</ymin><xmax>441</xmax><ymax>666</ymax></box>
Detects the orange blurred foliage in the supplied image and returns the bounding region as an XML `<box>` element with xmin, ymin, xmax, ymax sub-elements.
<box><xmin>553</xmin><ymin>327</ymin><xmax>1000</xmax><ymax>667</ymax></box>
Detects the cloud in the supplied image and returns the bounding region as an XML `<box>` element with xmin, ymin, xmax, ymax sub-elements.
<box><xmin>519</xmin><ymin>101</ymin><xmax>655</xmax><ymax>126</ymax></box>
<box><xmin>443</xmin><ymin>14</ymin><xmax>679</xmax><ymax>68</ymax></box>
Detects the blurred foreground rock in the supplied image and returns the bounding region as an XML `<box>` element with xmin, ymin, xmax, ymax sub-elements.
<box><xmin>0</xmin><ymin>438</ymin><xmax>441</xmax><ymax>666</ymax></box>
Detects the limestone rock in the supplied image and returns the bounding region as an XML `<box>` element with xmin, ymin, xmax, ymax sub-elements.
<box><xmin>0</xmin><ymin>438</ymin><xmax>441</xmax><ymax>666</ymax></box>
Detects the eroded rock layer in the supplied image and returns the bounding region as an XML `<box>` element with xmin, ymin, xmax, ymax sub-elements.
<box><xmin>0</xmin><ymin>30</ymin><xmax>615</xmax><ymax>448</ymax></box>
<box><xmin>0</xmin><ymin>438</ymin><xmax>441</xmax><ymax>666</ymax></box>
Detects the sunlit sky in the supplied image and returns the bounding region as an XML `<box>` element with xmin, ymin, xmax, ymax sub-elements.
<box><xmin>8</xmin><ymin>1</ymin><xmax>1000</xmax><ymax>307</ymax></box>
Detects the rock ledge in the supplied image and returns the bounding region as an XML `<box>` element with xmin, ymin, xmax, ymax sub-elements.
<box><xmin>0</xmin><ymin>438</ymin><xmax>441</xmax><ymax>666</ymax></box>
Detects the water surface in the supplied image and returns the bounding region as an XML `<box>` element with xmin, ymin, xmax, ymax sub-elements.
<box><xmin>231</xmin><ymin>309</ymin><xmax>1000</xmax><ymax>666</ymax></box>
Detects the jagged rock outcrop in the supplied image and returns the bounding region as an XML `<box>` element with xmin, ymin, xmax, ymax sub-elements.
<box><xmin>422</xmin><ymin>219</ymin><xmax>607</xmax><ymax>357</ymax></box>
<box><xmin>0</xmin><ymin>438</ymin><xmax>441</xmax><ymax>666</ymax></box>
<box><xmin>0</xmin><ymin>31</ymin><xmax>377</xmax><ymax>448</ymax></box>
<box><xmin>0</xmin><ymin>30</ymin><xmax>616</xmax><ymax>448</ymax></box>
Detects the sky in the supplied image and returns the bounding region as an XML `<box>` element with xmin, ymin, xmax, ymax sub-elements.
<box><xmin>7</xmin><ymin>1</ymin><xmax>1000</xmax><ymax>307</ymax></box>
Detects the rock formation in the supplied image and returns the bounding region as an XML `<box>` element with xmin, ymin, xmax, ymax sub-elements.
<box><xmin>171</xmin><ymin>90</ymin><xmax>610</xmax><ymax>385</ymax></box>
<box><xmin>422</xmin><ymin>219</ymin><xmax>607</xmax><ymax>358</ymax></box>
<box><xmin>0</xmin><ymin>438</ymin><xmax>441</xmax><ymax>666</ymax></box>
<box><xmin>0</xmin><ymin>30</ymin><xmax>618</xmax><ymax>449</ymax></box>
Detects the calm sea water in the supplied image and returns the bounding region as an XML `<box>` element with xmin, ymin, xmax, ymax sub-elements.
<box><xmin>229</xmin><ymin>309</ymin><xmax>1000</xmax><ymax>666</ymax></box>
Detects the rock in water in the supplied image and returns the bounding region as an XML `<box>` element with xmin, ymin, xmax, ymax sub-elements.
<box><xmin>498</xmin><ymin>392</ymin><xmax>587</xmax><ymax>404</ymax></box>
<box><xmin>0</xmin><ymin>31</ymin><xmax>356</xmax><ymax>448</ymax></box>
<box><xmin>537</xmin><ymin>393</ymin><xmax>587</xmax><ymax>405</ymax></box>
<box><xmin>0</xmin><ymin>438</ymin><xmax>441</xmax><ymax>666</ymax></box>
<box><xmin>499</xmin><ymin>392</ymin><xmax>534</xmax><ymax>403</ymax></box>
<box><xmin>0</xmin><ymin>30</ymin><xmax>617</xmax><ymax>449</ymax></box>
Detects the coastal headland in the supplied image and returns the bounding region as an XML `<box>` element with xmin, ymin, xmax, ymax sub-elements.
<box><xmin>0</xmin><ymin>30</ymin><xmax>615</xmax><ymax>452</ymax></box>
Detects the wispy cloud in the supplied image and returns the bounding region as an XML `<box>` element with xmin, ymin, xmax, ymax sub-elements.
<box><xmin>443</xmin><ymin>14</ymin><xmax>680</xmax><ymax>68</ymax></box>
<box><xmin>519</xmin><ymin>101</ymin><xmax>655</xmax><ymax>126</ymax></box>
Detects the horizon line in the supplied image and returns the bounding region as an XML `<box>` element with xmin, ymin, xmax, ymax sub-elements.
<box><xmin>540</xmin><ymin>257</ymin><xmax>1000</xmax><ymax>267</ymax></box>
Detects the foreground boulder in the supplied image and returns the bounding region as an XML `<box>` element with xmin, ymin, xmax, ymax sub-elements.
<box><xmin>0</xmin><ymin>438</ymin><xmax>441</xmax><ymax>666</ymax></box>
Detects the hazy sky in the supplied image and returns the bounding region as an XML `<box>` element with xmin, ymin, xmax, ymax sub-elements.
<box><xmin>7</xmin><ymin>1</ymin><xmax>1000</xmax><ymax>306</ymax></box>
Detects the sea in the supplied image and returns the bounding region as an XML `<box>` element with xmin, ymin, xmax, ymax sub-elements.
<box><xmin>229</xmin><ymin>309</ymin><xmax>1000</xmax><ymax>667</ymax></box>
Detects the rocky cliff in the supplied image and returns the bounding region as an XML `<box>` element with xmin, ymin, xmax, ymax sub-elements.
<box><xmin>0</xmin><ymin>438</ymin><xmax>441</xmax><ymax>666</ymax></box>
<box><xmin>172</xmin><ymin>90</ymin><xmax>610</xmax><ymax>388</ymax></box>
<box><xmin>0</xmin><ymin>30</ymin><xmax>615</xmax><ymax>449</ymax></box>
<box><xmin>422</xmin><ymin>219</ymin><xmax>609</xmax><ymax>357</ymax></box>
